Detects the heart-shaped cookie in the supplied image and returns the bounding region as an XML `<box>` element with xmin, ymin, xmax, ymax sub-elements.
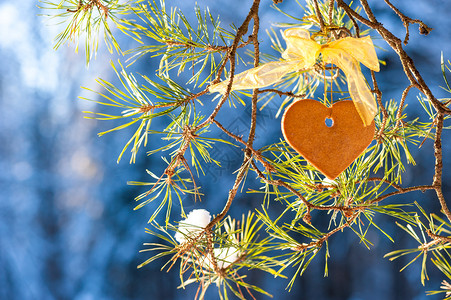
<box><xmin>281</xmin><ymin>99</ymin><xmax>375</xmax><ymax>179</ymax></box>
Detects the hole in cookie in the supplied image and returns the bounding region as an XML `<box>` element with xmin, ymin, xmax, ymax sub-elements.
<box><xmin>325</xmin><ymin>117</ymin><xmax>334</xmax><ymax>127</ymax></box>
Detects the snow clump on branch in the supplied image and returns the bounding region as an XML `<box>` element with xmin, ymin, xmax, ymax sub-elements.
<box><xmin>175</xmin><ymin>209</ymin><xmax>211</xmax><ymax>244</ymax></box>
<box><xmin>206</xmin><ymin>246</ymin><xmax>241</xmax><ymax>269</ymax></box>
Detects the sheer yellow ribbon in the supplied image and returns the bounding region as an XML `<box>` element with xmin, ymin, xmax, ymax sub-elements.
<box><xmin>209</xmin><ymin>28</ymin><xmax>380</xmax><ymax>126</ymax></box>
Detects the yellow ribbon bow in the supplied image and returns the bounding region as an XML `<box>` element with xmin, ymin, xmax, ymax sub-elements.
<box><xmin>209</xmin><ymin>28</ymin><xmax>380</xmax><ymax>126</ymax></box>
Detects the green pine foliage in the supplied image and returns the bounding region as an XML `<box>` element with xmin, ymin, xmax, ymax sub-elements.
<box><xmin>40</xmin><ymin>0</ymin><xmax>451</xmax><ymax>299</ymax></box>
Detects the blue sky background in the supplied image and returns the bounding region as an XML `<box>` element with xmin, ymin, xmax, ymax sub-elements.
<box><xmin>1</xmin><ymin>0</ymin><xmax>451</xmax><ymax>299</ymax></box>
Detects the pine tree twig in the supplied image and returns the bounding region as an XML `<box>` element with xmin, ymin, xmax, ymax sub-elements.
<box><xmin>312</xmin><ymin>0</ymin><xmax>326</xmax><ymax>33</ymax></box>
<box><xmin>336</xmin><ymin>0</ymin><xmax>451</xmax><ymax>115</ymax></box>
<box><xmin>139</xmin><ymin>89</ymin><xmax>209</xmax><ymax>112</ymax></box>
<box><xmin>383</xmin><ymin>0</ymin><xmax>432</xmax><ymax>45</ymax></box>
<box><xmin>293</xmin><ymin>213</ymin><xmax>359</xmax><ymax>251</ymax></box>
<box><xmin>426</xmin><ymin>230</ymin><xmax>451</xmax><ymax>244</ymax></box>
<box><xmin>366</xmin><ymin>177</ymin><xmax>403</xmax><ymax>191</ymax></box>
<box><xmin>205</xmin><ymin>229</ymin><xmax>222</xmax><ymax>275</ymax></box>
<box><xmin>343</xmin><ymin>2</ymin><xmax>360</xmax><ymax>37</ymax></box>
<box><xmin>370</xmin><ymin>70</ymin><xmax>387</xmax><ymax>141</ymax></box>
<box><xmin>247</xmin><ymin>8</ymin><xmax>260</xmax><ymax>151</ymax></box>
<box><xmin>210</xmin><ymin>33</ymin><xmax>255</xmax><ymax>85</ymax></box>
<box><xmin>206</xmin><ymin>156</ymin><xmax>253</xmax><ymax>232</ymax></box>
<box><xmin>419</xmin><ymin>115</ymin><xmax>438</xmax><ymax>148</ymax></box>
<box><xmin>357</xmin><ymin>0</ymin><xmax>378</xmax><ymax>23</ymax></box>
<box><xmin>170</xmin><ymin>229</ymin><xmax>210</xmax><ymax>272</ymax></box>
<box><xmin>250</xmin><ymin>160</ymin><xmax>310</xmax><ymax>212</ymax></box>
<box><xmin>195</xmin><ymin>0</ymin><xmax>261</xmax><ymax>132</ymax></box>
<box><xmin>205</xmin><ymin>0</ymin><xmax>261</xmax><ymax>231</ymax></box>
<box><xmin>369</xmin><ymin>185</ymin><xmax>435</xmax><ymax>205</ymax></box>
<box><xmin>325</xmin><ymin>1</ymin><xmax>350</xmax><ymax>39</ymax></box>
<box><xmin>163</xmin><ymin>39</ymin><xmax>251</xmax><ymax>52</ymax></box>
<box><xmin>212</xmin><ymin>119</ymin><xmax>275</xmax><ymax>172</ymax></box>
<box><xmin>328</xmin><ymin>0</ymin><xmax>335</xmax><ymax>26</ymax></box>
<box><xmin>141</xmin><ymin>124</ymin><xmax>200</xmax><ymax>200</ymax></box>
<box><xmin>257</xmin><ymin>89</ymin><xmax>306</xmax><ymax>98</ymax></box>
<box><xmin>250</xmin><ymin>160</ymin><xmax>358</xmax><ymax>215</ymax></box>
<box><xmin>419</xmin><ymin>237</ymin><xmax>441</xmax><ymax>252</ymax></box>
<box><xmin>67</xmin><ymin>0</ymin><xmax>109</xmax><ymax>18</ymax></box>
<box><xmin>330</xmin><ymin>26</ymin><xmax>353</xmax><ymax>38</ymax></box>
<box><xmin>67</xmin><ymin>0</ymin><xmax>83</xmax><ymax>12</ymax></box>
<box><xmin>179</xmin><ymin>156</ymin><xmax>202</xmax><ymax>202</ymax></box>
<box><xmin>394</xmin><ymin>83</ymin><xmax>417</xmax><ymax>129</ymax></box>
<box><xmin>432</xmin><ymin>113</ymin><xmax>451</xmax><ymax>222</ymax></box>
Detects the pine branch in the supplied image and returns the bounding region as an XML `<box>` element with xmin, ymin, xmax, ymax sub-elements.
<box><xmin>41</xmin><ymin>0</ymin><xmax>451</xmax><ymax>298</ymax></box>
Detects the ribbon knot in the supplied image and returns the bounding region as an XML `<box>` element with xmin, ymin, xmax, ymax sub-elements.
<box><xmin>209</xmin><ymin>28</ymin><xmax>380</xmax><ymax>126</ymax></box>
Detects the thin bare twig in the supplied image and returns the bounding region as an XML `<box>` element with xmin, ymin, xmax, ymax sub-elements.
<box><xmin>366</xmin><ymin>177</ymin><xmax>403</xmax><ymax>191</ymax></box>
<box><xmin>394</xmin><ymin>84</ymin><xmax>417</xmax><ymax>129</ymax></box>
<box><xmin>369</xmin><ymin>185</ymin><xmax>434</xmax><ymax>205</ymax></box>
<box><xmin>427</xmin><ymin>230</ymin><xmax>451</xmax><ymax>244</ymax></box>
<box><xmin>383</xmin><ymin>0</ymin><xmax>432</xmax><ymax>45</ymax></box>
<box><xmin>251</xmin><ymin>160</ymin><xmax>358</xmax><ymax>214</ymax></box>
<box><xmin>293</xmin><ymin>213</ymin><xmax>359</xmax><ymax>251</ymax></box>
<box><xmin>195</xmin><ymin>2</ymin><xmax>259</xmax><ymax>131</ymax></box>
<box><xmin>336</xmin><ymin>0</ymin><xmax>451</xmax><ymax>115</ymax></box>
<box><xmin>258</xmin><ymin>89</ymin><xmax>306</xmax><ymax>98</ymax></box>
<box><xmin>164</xmin><ymin>40</ymin><xmax>251</xmax><ymax>52</ymax></box>
<box><xmin>312</xmin><ymin>0</ymin><xmax>326</xmax><ymax>33</ymax></box>
<box><xmin>370</xmin><ymin>70</ymin><xmax>387</xmax><ymax>140</ymax></box>
<box><xmin>139</xmin><ymin>89</ymin><xmax>209</xmax><ymax>113</ymax></box>
<box><xmin>205</xmin><ymin>0</ymin><xmax>261</xmax><ymax>230</ymax></box>
<box><xmin>432</xmin><ymin>113</ymin><xmax>451</xmax><ymax>222</ymax></box>
<box><xmin>328</xmin><ymin>0</ymin><xmax>335</xmax><ymax>26</ymax></box>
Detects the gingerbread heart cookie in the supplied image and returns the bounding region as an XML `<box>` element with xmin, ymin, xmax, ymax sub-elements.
<box><xmin>281</xmin><ymin>99</ymin><xmax>375</xmax><ymax>179</ymax></box>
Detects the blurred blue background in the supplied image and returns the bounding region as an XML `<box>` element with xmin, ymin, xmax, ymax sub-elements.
<box><xmin>1</xmin><ymin>0</ymin><xmax>451</xmax><ymax>299</ymax></box>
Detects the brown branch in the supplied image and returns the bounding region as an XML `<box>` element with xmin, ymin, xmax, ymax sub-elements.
<box><xmin>139</xmin><ymin>89</ymin><xmax>209</xmax><ymax>113</ymax></box>
<box><xmin>370</xmin><ymin>70</ymin><xmax>387</xmax><ymax>140</ymax></box>
<box><xmin>205</xmin><ymin>0</ymin><xmax>261</xmax><ymax>231</ymax></box>
<box><xmin>332</xmin><ymin>0</ymin><xmax>451</xmax><ymax>227</ymax></box>
<box><xmin>328</xmin><ymin>0</ymin><xmax>335</xmax><ymax>26</ymax></box>
<box><xmin>432</xmin><ymin>113</ymin><xmax>451</xmax><ymax>222</ymax></box>
<box><xmin>293</xmin><ymin>213</ymin><xmax>359</xmax><ymax>251</ymax></box>
<box><xmin>336</xmin><ymin>0</ymin><xmax>451</xmax><ymax>115</ymax></box>
<box><xmin>427</xmin><ymin>230</ymin><xmax>451</xmax><ymax>244</ymax></box>
<box><xmin>257</xmin><ymin>89</ymin><xmax>306</xmax><ymax>98</ymax></box>
<box><xmin>163</xmin><ymin>39</ymin><xmax>251</xmax><ymax>53</ymax></box>
<box><xmin>330</xmin><ymin>26</ymin><xmax>353</xmax><ymax>38</ymax></box>
<box><xmin>206</xmin><ymin>157</ymin><xmax>253</xmax><ymax>231</ymax></box>
<box><xmin>313</xmin><ymin>0</ymin><xmax>326</xmax><ymax>33</ymax></box>
<box><xmin>247</xmin><ymin>9</ymin><xmax>260</xmax><ymax>150</ymax></box>
<box><xmin>143</xmin><ymin>125</ymin><xmax>201</xmax><ymax>200</ymax></box>
<box><xmin>394</xmin><ymin>84</ymin><xmax>417</xmax><ymax>129</ymax></box>
<box><xmin>252</xmin><ymin>159</ymin><xmax>435</xmax><ymax>216</ymax></box>
<box><xmin>205</xmin><ymin>230</ymin><xmax>221</xmax><ymax>274</ymax></box>
<box><xmin>342</xmin><ymin>2</ymin><xmax>360</xmax><ymax>37</ymax></box>
<box><xmin>212</xmin><ymin>119</ymin><xmax>274</xmax><ymax>172</ymax></box>
<box><xmin>179</xmin><ymin>157</ymin><xmax>202</xmax><ymax>202</ymax></box>
<box><xmin>94</xmin><ymin>0</ymin><xmax>108</xmax><ymax>18</ymax></box>
<box><xmin>195</xmin><ymin>1</ymin><xmax>260</xmax><ymax>131</ymax></box>
<box><xmin>67</xmin><ymin>0</ymin><xmax>83</xmax><ymax>12</ymax></box>
<box><xmin>67</xmin><ymin>0</ymin><xmax>109</xmax><ymax>18</ymax></box>
<box><xmin>250</xmin><ymin>160</ymin><xmax>310</xmax><ymax>212</ymax></box>
<box><xmin>369</xmin><ymin>185</ymin><xmax>434</xmax><ymax>205</ymax></box>
<box><xmin>383</xmin><ymin>0</ymin><xmax>432</xmax><ymax>45</ymax></box>
<box><xmin>250</xmin><ymin>160</ymin><xmax>358</xmax><ymax>215</ymax></box>
<box><xmin>366</xmin><ymin>177</ymin><xmax>403</xmax><ymax>191</ymax></box>
<box><xmin>210</xmin><ymin>35</ymin><xmax>255</xmax><ymax>85</ymax></box>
